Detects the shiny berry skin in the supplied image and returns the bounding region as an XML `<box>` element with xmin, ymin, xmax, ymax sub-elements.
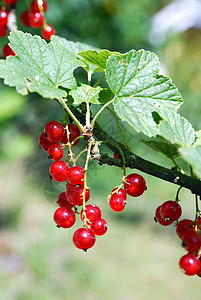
<box><xmin>61</xmin><ymin>124</ymin><xmax>81</xmax><ymax>145</ymax></box>
<box><xmin>179</xmin><ymin>253</ymin><xmax>200</xmax><ymax>276</ymax></box>
<box><xmin>111</xmin><ymin>188</ymin><xmax>127</xmax><ymax>200</ymax></box>
<box><xmin>49</xmin><ymin>161</ymin><xmax>70</xmax><ymax>182</ymax></box>
<box><xmin>124</xmin><ymin>173</ymin><xmax>146</xmax><ymax>197</ymax></box>
<box><xmin>53</xmin><ymin>207</ymin><xmax>76</xmax><ymax>228</ymax></box>
<box><xmin>41</xmin><ymin>24</ymin><xmax>55</xmax><ymax>40</ymax></box>
<box><xmin>29</xmin><ymin>12</ymin><xmax>44</xmax><ymax>28</ymax></box>
<box><xmin>154</xmin><ymin>206</ymin><xmax>173</xmax><ymax>226</ymax></box>
<box><xmin>176</xmin><ymin>219</ymin><xmax>195</xmax><ymax>239</ymax></box>
<box><xmin>182</xmin><ymin>231</ymin><xmax>201</xmax><ymax>253</ymax></box>
<box><xmin>39</xmin><ymin>132</ymin><xmax>54</xmax><ymax>151</ymax></box>
<box><xmin>73</xmin><ymin>228</ymin><xmax>96</xmax><ymax>250</ymax></box>
<box><xmin>80</xmin><ymin>204</ymin><xmax>101</xmax><ymax>225</ymax></box>
<box><xmin>109</xmin><ymin>195</ymin><xmax>126</xmax><ymax>212</ymax></box>
<box><xmin>44</xmin><ymin>121</ymin><xmax>65</xmax><ymax>143</ymax></box>
<box><xmin>30</xmin><ymin>0</ymin><xmax>48</xmax><ymax>13</ymax></box>
<box><xmin>0</xmin><ymin>26</ymin><xmax>7</xmax><ymax>37</ymax></box>
<box><xmin>66</xmin><ymin>166</ymin><xmax>85</xmax><ymax>186</ymax></box>
<box><xmin>160</xmin><ymin>200</ymin><xmax>182</xmax><ymax>222</ymax></box>
<box><xmin>20</xmin><ymin>11</ymin><xmax>30</xmax><ymax>27</ymax></box>
<box><xmin>91</xmin><ymin>218</ymin><xmax>108</xmax><ymax>236</ymax></box>
<box><xmin>2</xmin><ymin>44</ymin><xmax>16</xmax><ymax>59</ymax></box>
<box><xmin>57</xmin><ymin>192</ymin><xmax>74</xmax><ymax>209</ymax></box>
<box><xmin>48</xmin><ymin>144</ymin><xmax>64</xmax><ymax>161</ymax></box>
<box><xmin>65</xmin><ymin>185</ymin><xmax>90</xmax><ymax>206</ymax></box>
<box><xmin>0</xmin><ymin>10</ymin><xmax>8</xmax><ymax>26</ymax></box>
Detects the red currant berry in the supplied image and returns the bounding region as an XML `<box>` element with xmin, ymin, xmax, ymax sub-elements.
<box><xmin>113</xmin><ymin>153</ymin><xmax>120</xmax><ymax>159</ymax></box>
<box><xmin>197</xmin><ymin>257</ymin><xmax>201</xmax><ymax>277</ymax></box>
<box><xmin>44</xmin><ymin>121</ymin><xmax>65</xmax><ymax>143</ymax></box>
<box><xmin>2</xmin><ymin>44</ymin><xmax>15</xmax><ymax>59</ymax></box>
<box><xmin>53</xmin><ymin>207</ymin><xmax>76</xmax><ymax>228</ymax></box>
<box><xmin>73</xmin><ymin>227</ymin><xmax>96</xmax><ymax>250</ymax></box>
<box><xmin>41</xmin><ymin>24</ymin><xmax>55</xmax><ymax>40</ymax></box>
<box><xmin>20</xmin><ymin>11</ymin><xmax>30</xmax><ymax>27</ymax></box>
<box><xmin>160</xmin><ymin>200</ymin><xmax>182</xmax><ymax>222</ymax></box>
<box><xmin>66</xmin><ymin>166</ymin><xmax>85</xmax><ymax>186</ymax></box>
<box><xmin>91</xmin><ymin>218</ymin><xmax>108</xmax><ymax>236</ymax></box>
<box><xmin>179</xmin><ymin>253</ymin><xmax>200</xmax><ymax>276</ymax></box>
<box><xmin>176</xmin><ymin>219</ymin><xmax>195</xmax><ymax>239</ymax></box>
<box><xmin>29</xmin><ymin>12</ymin><xmax>44</xmax><ymax>28</ymax></box>
<box><xmin>0</xmin><ymin>26</ymin><xmax>7</xmax><ymax>37</ymax></box>
<box><xmin>182</xmin><ymin>231</ymin><xmax>201</xmax><ymax>253</ymax></box>
<box><xmin>4</xmin><ymin>0</ymin><xmax>18</xmax><ymax>5</ymax></box>
<box><xmin>0</xmin><ymin>10</ymin><xmax>8</xmax><ymax>26</ymax></box>
<box><xmin>49</xmin><ymin>161</ymin><xmax>70</xmax><ymax>182</ymax></box>
<box><xmin>57</xmin><ymin>192</ymin><xmax>74</xmax><ymax>209</ymax></box>
<box><xmin>124</xmin><ymin>173</ymin><xmax>146</xmax><ymax>197</ymax></box>
<box><xmin>48</xmin><ymin>144</ymin><xmax>64</xmax><ymax>161</ymax></box>
<box><xmin>39</xmin><ymin>132</ymin><xmax>54</xmax><ymax>151</ymax></box>
<box><xmin>30</xmin><ymin>0</ymin><xmax>48</xmax><ymax>13</ymax></box>
<box><xmin>61</xmin><ymin>124</ymin><xmax>81</xmax><ymax>145</ymax></box>
<box><xmin>197</xmin><ymin>216</ymin><xmax>201</xmax><ymax>230</ymax></box>
<box><xmin>154</xmin><ymin>206</ymin><xmax>173</xmax><ymax>226</ymax></box>
<box><xmin>111</xmin><ymin>188</ymin><xmax>127</xmax><ymax>201</ymax></box>
<box><xmin>109</xmin><ymin>195</ymin><xmax>126</xmax><ymax>212</ymax></box>
<box><xmin>65</xmin><ymin>185</ymin><xmax>90</xmax><ymax>206</ymax></box>
<box><xmin>80</xmin><ymin>204</ymin><xmax>101</xmax><ymax>225</ymax></box>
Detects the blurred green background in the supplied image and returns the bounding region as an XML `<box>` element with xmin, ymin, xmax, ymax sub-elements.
<box><xmin>1</xmin><ymin>0</ymin><xmax>201</xmax><ymax>299</ymax></box>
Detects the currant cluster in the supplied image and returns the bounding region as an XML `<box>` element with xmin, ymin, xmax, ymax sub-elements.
<box><xmin>39</xmin><ymin>120</ymin><xmax>108</xmax><ymax>251</ymax></box>
<box><xmin>154</xmin><ymin>199</ymin><xmax>201</xmax><ymax>276</ymax></box>
<box><xmin>1</xmin><ymin>0</ymin><xmax>55</xmax><ymax>58</ymax></box>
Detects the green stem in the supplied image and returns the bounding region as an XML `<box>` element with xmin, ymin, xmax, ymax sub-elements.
<box><xmin>74</xmin><ymin>149</ymin><xmax>86</xmax><ymax>165</ymax></box>
<box><xmin>59</xmin><ymin>98</ymin><xmax>86</xmax><ymax>133</ymax></box>
<box><xmin>175</xmin><ymin>186</ymin><xmax>182</xmax><ymax>202</ymax></box>
<box><xmin>93</xmin><ymin>73</ymin><xmax>105</xmax><ymax>88</ymax></box>
<box><xmin>86</xmin><ymin>102</ymin><xmax>91</xmax><ymax>127</ymax></box>
<box><xmin>91</xmin><ymin>99</ymin><xmax>114</xmax><ymax>128</ymax></box>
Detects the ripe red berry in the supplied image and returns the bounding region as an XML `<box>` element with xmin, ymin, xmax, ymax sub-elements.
<box><xmin>39</xmin><ymin>132</ymin><xmax>54</xmax><ymax>151</ymax></box>
<box><xmin>111</xmin><ymin>188</ymin><xmax>127</xmax><ymax>200</ymax></box>
<box><xmin>61</xmin><ymin>124</ymin><xmax>81</xmax><ymax>145</ymax></box>
<box><xmin>160</xmin><ymin>200</ymin><xmax>182</xmax><ymax>222</ymax></box>
<box><xmin>91</xmin><ymin>218</ymin><xmax>108</xmax><ymax>236</ymax></box>
<box><xmin>109</xmin><ymin>195</ymin><xmax>126</xmax><ymax>212</ymax></box>
<box><xmin>57</xmin><ymin>192</ymin><xmax>74</xmax><ymax>209</ymax></box>
<box><xmin>30</xmin><ymin>0</ymin><xmax>48</xmax><ymax>13</ymax></box>
<box><xmin>0</xmin><ymin>26</ymin><xmax>7</xmax><ymax>37</ymax></box>
<box><xmin>80</xmin><ymin>204</ymin><xmax>101</xmax><ymax>225</ymax></box>
<box><xmin>20</xmin><ymin>11</ymin><xmax>30</xmax><ymax>27</ymax></box>
<box><xmin>197</xmin><ymin>257</ymin><xmax>201</xmax><ymax>277</ymax></box>
<box><xmin>29</xmin><ymin>12</ymin><xmax>44</xmax><ymax>28</ymax></box>
<box><xmin>176</xmin><ymin>219</ymin><xmax>195</xmax><ymax>239</ymax></box>
<box><xmin>124</xmin><ymin>173</ymin><xmax>146</xmax><ymax>197</ymax></box>
<box><xmin>2</xmin><ymin>44</ymin><xmax>15</xmax><ymax>59</ymax></box>
<box><xmin>179</xmin><ymin>253</ymin><xmax>200</xmax><ymax>276</ymax></box>
<box><xmin>4</xmin><ymin>0</ymin><xmax>18</xmax><ymax>5</ymax></box>
<box><xmin>44</xmin><ymin>121</ymin><xmax>65</xmax><ymax>143</ymax></box>
<box><xmin>0</xmin><ymin>10</ymin><xmax>8</xmax><ymax>26</ymax></box>
<box><xmin>66</xmin><ymin>166</ymin><xmax>85</xmax><ymax>186</ymax></box>
<box><xmin>65</xmin><ymin>185</ymin><xmax>90</xmax><ymax>206</ymax></box>
<box><xmin>113</xmin><ymin>153</ymin><xmax>120</xmax><ymax>159</ymax></box>
<box><xmin>197</xmin><ymin>216</ymin><xmax>201</xmax><ymax>230</ymax></box>
<box><xmin>53</xmin><ymin>207</ymin><xmax>76</xmax><ymax>228</ymax></box>
<box><xmin>182</xmin><ymin>231</ymin><xmax>201</xmax><ymax>253</ymax></box>
<box><xmin>48</xmin><ymin>144</ymin><xmax>64</xmax><ymax>161</ymax></box>
<box><xmin>154</xmin><ymin>206</ymin><xmax>173</xmax><ymax>226</ymax></box>
<box><xmin>73</xmin><ymin>227</ymin><xmax>96</xmax><ymax>250</ymax></box>
<box><xmin>49</xmin><ymin>161</ymin><xmax>70</xmax><ymax>182</ymax></box>
<box><xmin>41</xmin><ymin>24</ymin><xmax>55</xmax><ymax>40</ymax></box>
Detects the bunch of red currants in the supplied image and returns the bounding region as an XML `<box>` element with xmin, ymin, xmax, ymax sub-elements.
<box><xmin>39</xmin><ymin>120</ymin><xmax>147</xmax><ymax>251</ymax></box>
<box><xmin>0</xmin><ymin>0</ymin><xmax>55</xmax><ymax>58</ymax></box>
<box><xmin>155</xmin><ymin>199</ymin><xmax>201</xmax><ymax>276</ymax></box>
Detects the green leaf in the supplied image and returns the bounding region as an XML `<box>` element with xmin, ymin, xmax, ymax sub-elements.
<box><xmin>99</xmin><ymin>88</ymin><xmax>114</xmax><ymax>105</ymax></box>
<box><xmin>79</xmin><ymin>49</ymin><xmax>120</xmax><ymax>71</ymax></box>
<box><xmin>194</xmin><ymin>130</ymin><xmax>201</xmax><ymax>145</ymax></box>
<box><xmin>0</xmin><ymin>31</ymin><xmax>85</xmax><ymax>99</ymax></box>
<box><xmin>69</xmin><ymin>83</ymin><xmax>102</xmax><ymax>105</ymax></box>
<box><xmin>179</xmin><ymin>145</ymin><xmax>201</xmax><ymax>179</ymax></box>
<box><xmin>141</xmin><ymin>139</ymin><xmax>179</xmax><ymax>159</ymax></box>
<box><xmin>106</xmin><ymin>50</ymin><xmax>183</xmax><ymax>137</ymax></box>
<box><xmin>158</xmin><ymin>110</ymin><xmax>195</xmax><ymax>146</ymax></box>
